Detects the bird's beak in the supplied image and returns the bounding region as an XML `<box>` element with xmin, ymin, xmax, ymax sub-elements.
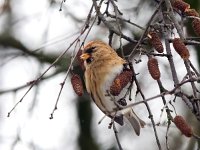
<box><xmin>80</xmin><ymin>53</ymin><xmax>90</xmax><ymax>60</ymax></box>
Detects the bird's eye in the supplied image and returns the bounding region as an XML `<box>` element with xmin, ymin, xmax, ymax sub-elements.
<box><xmin>85</xmin><ymin>46</ymin><xmax>96</xmax><ymax>54</ymax></box>
<box><xmin>86</xmin><ymin>57</ymin><xmax>93</xmax><ymax>64</ymax></box>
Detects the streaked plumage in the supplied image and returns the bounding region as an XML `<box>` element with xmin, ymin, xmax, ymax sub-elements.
<box><xmin>81</xmin><ymin>40</ymin><xmax>145</xmax><ymax>135</ymax></box>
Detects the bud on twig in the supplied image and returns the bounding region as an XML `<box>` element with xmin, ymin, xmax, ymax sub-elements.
<box><xmin>172</xmin><ymin>0</ymin><xmax>190</xmax><ymax>12</ymax></box>
<box><xmin>147</xmin><ymin>58</ymin><xmax>160</xmax><ymax>80</ymax></box>
<box><xmin>192</xmin><ymin>19</ymin><xmax>200</xmax><ymax>36</ymax></box>
<box><xmin>173</xmin><ymin>115</ymin><xmax>193</xmax><ymax>137</ymax></box>
<box><xmin>110</xmin><ymin>70</ymin><xmax>133</xmax><ymax>96</ymax></box>
<box><xmin>71</xmin><ymin>74</ymin><xmax>83</xmax><ymax>96</ymax></box>
<box><xmin>184</xmin><ymin>9</ymin><xmax>199</xmax><ymax>17</ymax></box>
<box><xmin>173</xmin><ymin>38</ymin><xmax>190</xmax><ymax>60</ymax></box>
<box><xmin>148</xmin><ymin>31</ymin><xmax>164</xmax><ymax>53</ymax></box>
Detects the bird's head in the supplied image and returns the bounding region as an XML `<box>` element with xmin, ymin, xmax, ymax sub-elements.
<box><xmin>80</xmin><ymin>40</ymin><xmax>117</xmax><ymax>67</ymax></box>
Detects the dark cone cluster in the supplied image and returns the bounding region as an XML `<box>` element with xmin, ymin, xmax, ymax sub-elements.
<box><xmin>172</xmin><ymin>38</ymin><xmax>190</xmax><ymax>60</ymax></box>
<box><xmin>117</xmin><ymin>98</ymin><xmax>127</xmax><ymax>106</ymax></box>
<box><xmin>110</xmin><ymin>70</ymin><xmax>133</xmax><ymax>96</ymax></box>
<box><xmin>172</xmin><ymin>0</ymin><xmax>190</xmax><ymax>12</ymax></box>
<box><xmin>184</xmin><ymin>9</ymin><xmax>199</xmax><ymax>17</ymax></box>
<box><xmin>149</xmin><ymin>31</ymin><xmax>164</xmax><ymax>53</ymax></box>
<box><xmin>174</xmin><ymin>115</ymin><xmax>193</xmax><ymax>137</ymax></box>
<box><xmin>71</xmin><ymin>74</ymin><xmax>83</xmax><ymax>96</ymax></box>
<box><xmin>76</xmin><ymin>49</ymin><xmax>85</xmax><ymax>70</ymax></box>
<box><xmin>192</xmin><ymin>19</ymin><xmax>200</xmax><ymax>36</ymax></box>
<box><xmin>147</xmin><ymin>58</ymin><xmax>160</xmax><ymax>80</ymax></box>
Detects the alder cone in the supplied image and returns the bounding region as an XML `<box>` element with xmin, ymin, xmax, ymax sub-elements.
<box><xmin>172</xmin><ymin>0</ymin><xmax>190</xmax><ymax>12</ymax></box>
<box><xmin>192</xmin><ymin>19</ymin><xmax>200</xmax><ymax>36</ymax></box>
<box><xmin>71</xmin><ymin>74</ymin><xmax>83</xmax><ymax>96</ymax></box>
<box><xmin>184</xmin><ymin>9</ymin><xmax>199</xmax><ymax>17</ymax></box>
<box><xmin>173</xmin><ymin>38</ymin><xmax>190</xmax><ymax>60</ymax></box>
<box><xmin>174</xmin><ymin>115</ymin><xmax>193</xmax><ymax>137</ymax></box>
<box><xmin>110</xmin><ymin>78</ymin><xmax>121</xmax><ymax>96</ymax></box>
<box><xmin>149</xmin><ymin>31</ymin><xmax>164</xmax><ymax>53</ymax></box>
<box><xmin>147</xmin><ymin>58</ymin><xmax>160</xmax><ymax>80</ymax></box>
<box><xmin>110</xmin><ymin>70</ymin><xmax>133</xmax><ymax>96</ymax></box>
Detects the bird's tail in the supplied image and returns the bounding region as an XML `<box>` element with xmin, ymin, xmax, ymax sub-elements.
<box><xmin>124</xmin><ymin>110</ymin><xmax>145</xmax><ymax>136</ymax></box>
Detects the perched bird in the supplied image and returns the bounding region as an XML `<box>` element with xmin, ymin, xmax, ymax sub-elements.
<box><xmin>80</xmin><ymin>40</ymin><xmax>145</xmax><ymax>135</ymax></box>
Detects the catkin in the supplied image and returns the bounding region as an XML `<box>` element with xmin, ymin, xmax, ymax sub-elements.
<box><xmin>110</xmin><ymin>70</ymin><xmax>133</xmax><ymax>96</ymax></box>
<box><xmin>172</xmin><ymin>0</ymin><xmax>190</xmax><ymax>12</ymax></box>
<box><xmin>174</xmin><ymin>115</ymin><xmax>193</xmax><ymax>137</ymax></box>
<box><xmin>173</xmin><ymin>38</ymin><xmax>190</xmax><ymax>60</ymax></box>
<box><xmin>185</xmin><ymin>9</ymin><xmax>199</xmax><ymax>17</ymax></box>
<box><xmin>147</xmin><ymin>58</ymin><xmax>161</xmax><ymax>80</ymax></box>
<box><xmin>148</xmin><ymin>31</ymin><xmax>164</xmax><ymax>53</ymax></box>
<box><xmin>192</xmin><ymin>19</ymin><xmax>200</xmax><ymax>36</ymax></box>
<box><xmin>71</xmin><ymin>74</ymin><xmax>83</xmax><ymax>96</ymax></box>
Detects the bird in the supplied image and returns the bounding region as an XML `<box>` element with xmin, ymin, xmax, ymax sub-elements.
<box><xmin>80</xmin><ymin>40</ymin><xmax>145</xmax><ymax>135</ymax></box>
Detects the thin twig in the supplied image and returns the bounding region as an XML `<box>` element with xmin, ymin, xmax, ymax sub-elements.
<box><xmin>189</xmin><ymin>60</ymin><xmax>200</xmax><ymax>77</ymax></box>
<box><xmin>92</xmin><ymin>0</ymin><xmax>138</xmax><ymax>43</ymax></box>
<box><xmin>107</xmin><ymin>13</ymin><xmax>145</xmax><ymax>30</ymax></box>
<box><xmin>109</xmin><ymin>0</ymin><xmax>125</xmax><ymax>58</ymax></box>
<box><xmin>49</xmin><ymin>40</ymin><xmax>81</xmax><ymax>119</ymax></box>
<box><xmin>165</xmin><ymin>119</ymin><xmax>171</xmax><ymax>150</ymax></box>
<box><xmin>168</xmin><ymin>38</ymin><xmax>200</xmax><ymax>46</ymax></box>
<box><xmin>130</xmin><ymin>62</ymin><xmax>162</xmax><ymax>150</ymax></box>
<box><xmin>0</xmin><ymin>68</ymin><xmax>65</xmax><ymax>95</ymax></box>
<box><xmin>7</xmin><ymin>35</ymin><xmax>83</xmax><ymax>117</ymax></box>
<box><xmin>184</xmin><ymin>60</ymin><xmax>200</xmax><ymax>115</ymax></box>
<box><xmin>113</xmin><ymin>123</ymin><xmax>123</xmax><ymax>150</ymax></box>
<box><xmin>164</xmin><ymin>0</ymin><xmax>184</xmax><ymax>38</ymax></box>
<box><xmin>128</xmin><ymin>0</ymin><xmax>164</xmax><ymax>60</ymax></box>
<box><xmin>59</xmin><ymin>0</ymin><xmax>66</xmax><ymax>11</ymax></box>
<box><xmin>112</xmin><ymin>76</ymin><xmax>200</xmax><ymax>110</ymax></box>
<box><xmin>160</xmin><ymin>3</ymin><xmax>180</xmax><ymax>87</ymax></box>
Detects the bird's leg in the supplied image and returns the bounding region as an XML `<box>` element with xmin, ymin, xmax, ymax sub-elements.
<box><xmin>127</xmin><ymin>82</ymin><xmax>134</xmax><ymax>101</ymax></box>
<box><xmin>105</xmin><ymin>90</ymin><xmax>111</xmax><ymax>97</ymax></box>
<box><xmin>121</xmin><ymin>83</ymin><xmax>132</xmax><ymax>101</ymax></box>
<box><xmin>108</xmin><ymin>111</ymin><xmax>117</xmax><ymax>129</ymax></box>
<box><xmin>105</xmin><ymin>90</ymin><xmax>115</xmax><ymax>99</ymax></box>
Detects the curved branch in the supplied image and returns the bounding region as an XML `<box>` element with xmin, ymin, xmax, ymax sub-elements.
<box><xmin>0</xmin><ymin>67</ymin><xmax>65</xmax><ymax>95</ymax></box>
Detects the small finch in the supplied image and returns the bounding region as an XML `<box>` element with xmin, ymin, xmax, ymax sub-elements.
<box><xmin>80</xmin><ymin>40</ymin><xmax>145</xmax><ymax>135</ymax></box>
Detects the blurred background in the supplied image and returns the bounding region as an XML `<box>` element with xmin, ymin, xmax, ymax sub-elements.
<box><xmin>0</xmin><ymin>0</ymin><xmax>199</xmax><ymax>150</ymax></box>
